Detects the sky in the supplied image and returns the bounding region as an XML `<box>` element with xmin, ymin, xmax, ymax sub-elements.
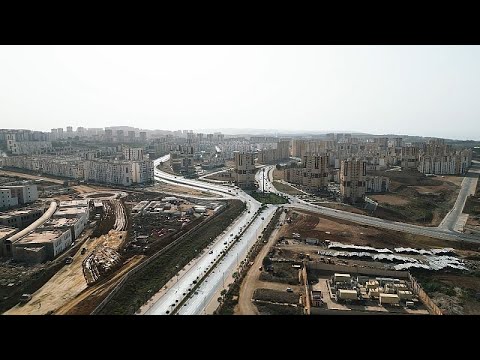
<box><xmin>0</xmin><ymin>45</ymin><xmax>479</xmax><ymax>140</ymax></box>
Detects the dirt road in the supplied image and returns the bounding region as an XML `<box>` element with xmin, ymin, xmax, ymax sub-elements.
<box><xmin>56</xmin><ymin>255</ymin><xmax>145</xmax><ymax>315</ymax></box>
<box><xmin>4</xmin><ymin>235</ymin><xmax>103</xmax><ymax>315</ymax></box>
<box><xmin>0</xmin><ymin>169</ymin><xmax>64</xmax><ymax>184</ymax></box>
<box><xmin>236</xmin><ymin>212</ymin><xmax>286</xmax><ymax>315</ymax></box>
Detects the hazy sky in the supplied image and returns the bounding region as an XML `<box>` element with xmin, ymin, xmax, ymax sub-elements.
<box><xmin>0</xmin><ymin>45</ymin><xmax>479</xmax><ymax>139</ymax></box>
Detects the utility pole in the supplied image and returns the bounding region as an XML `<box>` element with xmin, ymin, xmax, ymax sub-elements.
<box><xmin>263</xmin><ymin>168</ymin><xmax>265</xmax><ymax>194</ymax></box>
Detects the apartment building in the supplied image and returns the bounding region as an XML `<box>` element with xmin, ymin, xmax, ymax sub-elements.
<box><xmin>0</xmin><ymin>208</ymin><xmax>44</xmax><ymax>229</ymax></box>
<box><xmin>0</xmin><ymin>185</ymin><xmax>38</xmax><ymax>209</ymax></box>
<box><xmin>418</xmin><ymin>148</ymin><xmax>472</xmax><ymax>175</ymax></box>
<box><xmin>234</xmin><ymin>151</ymin><xmax>256</xmax><ymax>189</ymax></box>
<box><xmin>7</xmin><ymin>139</ymin><xmax>52</xmax><ymax>155</ymax></box>
<box><xmin>284</xmin><ymin>154</ymin><xmax>329</xmax><ymax>191</ymax></box>
<box><xmin>401</xmin><ymin>146</ymin><xmax>419</xmax><ymax>170</ymax></box>
<box><xmin>365</xmin><ymin>176</ymin><xmax>389</xmax><ymax>193</ymax></box>
<box><xmin>340</xmin><ymin>159</ymin><xmax>367</xmax><ymax>204</ymax></box>
<box><xmin>123</xmin><ymin>147</ymin><xmax>144</xmax><ymax>161</ymax></box>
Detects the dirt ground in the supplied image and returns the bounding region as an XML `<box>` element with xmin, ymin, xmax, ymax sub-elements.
<box><xmin>286</xmin><ymin>209</ymin><xmax>480</xmax><ymax>252</ymax></box>
<box><xmin>235</xmin><ymin>212</ymin><xmax>288</xmax><ymax>315</ymax></box>
<box><xmin>0</xmin><ymin>169</ymin><xmax>64</xmax><ymax>184</ymax></box>
<box><xmin>273</xmin><ymin>169</ymin><xmax>284</xmax><ymax>181</ymax></box>
<box><xmin>4</xmin><ymin>235</ymin><xmax>103</xmax><ymax>315</ymax></box>
<box><xmin>150</xmin><ymin>183</ymin><xmax>213</xmax><ymax>197</ymax></box>
<box><xmin>55</xmin><ymin>255</ymin><xmax>145</xmax><ymax>315</ymax></box>
<box><xmin>370</xmin><ymin>194</ymin><xmax>410</xmax><ymax>206</ymax></box>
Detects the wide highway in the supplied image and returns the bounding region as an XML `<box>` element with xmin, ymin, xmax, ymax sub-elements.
<box><xmin>143</xmin><ymin>155</ymin><xmax>275</xmax><ymax>315</ymax></box>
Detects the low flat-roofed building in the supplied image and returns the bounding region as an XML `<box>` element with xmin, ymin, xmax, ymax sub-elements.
<box><xmin>59</xmin><ymin>199</ymin><xmax>89</xmax><ymax>208</ymax></box>
<box><xmin>52</xmin><ymin>207</ymin><xmax>88</xmax><ymax>219</ymax></box>
<box><xmin>311</xmin><ymin>290</ymin><xmax>323</xmax><ymax>307</ymax></box>
<box><xmin>0</xmin><ymin>208</ymin><xmax>44</xmax><ymax>229</ymax></box>
<box><xmin>41</xmin><ymin>215</ymin><xmax>87</xmax><ymax>241</ymax></box>
<box><xmin>13</xmin><ymin>228</ymin><xmax>72</xmax><ymax>263</ymax></box>
<box><xmin>0</xmin><ymin>225</ymin><xmax>19</xmax><ymax>257</ymax></box>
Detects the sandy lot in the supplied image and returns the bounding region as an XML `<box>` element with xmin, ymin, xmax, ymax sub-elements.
<box><xmin>370</xmin><ymin>194</ymin><xmax>409</xmax><ymax>206</ymax></box>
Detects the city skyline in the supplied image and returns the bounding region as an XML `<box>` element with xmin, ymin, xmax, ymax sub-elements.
<box><xmin>1</xmin><ymin>45</ymin><xmax>479</xmax><ymax>140</ymax></box>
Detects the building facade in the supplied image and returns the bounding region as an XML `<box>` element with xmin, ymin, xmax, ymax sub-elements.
<box><xmin>234</xmin><ymin>152</ymin><xmax>256</xmax><ymax>189</ymax></box>
<box><xmin>340</xmin><ymin>159</ymin><xmax>367</xmax><ymax>204</ymax></box>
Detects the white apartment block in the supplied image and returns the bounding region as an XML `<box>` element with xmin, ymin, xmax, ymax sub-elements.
<box><xmin>84</xmin><ymin>159</ymin><xmax>153</xmax><ymax>186</ymax></box>
<box><xmin>0</xmin><ymin>185</ymin><xmax>38</xmax><ymax>209</ymax></box>
<box><xmin>0</xmin><ymin>189</ymin><xmax>18</xmax><ymax>209</ymax></box>
<box><xmin>123</xmin><ymin>147</ymin><xmax>144</xmax><ymax>161</ymax></box>
<box><xmin>7</xmin><ymin>139</ymin><xmax>52</xmax><ymax>155</ymax></box>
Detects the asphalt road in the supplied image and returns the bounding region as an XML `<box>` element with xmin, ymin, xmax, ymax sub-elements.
<box><xmin>144</xmin><ymin>156</ymin><xmax>480</xmax><ymax>316</ymax></box>
<box><xmin>439</xmin><ymin>161</ymin><xmax>480</xmax><ymax>231</ymax></box>
<box><xmin>143</xmin><ymin>156</ymin><xmax>275</xmax><ymax>315</ymax></box>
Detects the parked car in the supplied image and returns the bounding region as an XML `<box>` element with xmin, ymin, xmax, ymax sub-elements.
<box><xmin>19</xmin><ymin>294</ymin><xmax>32</xmax><ymax>304</ymax></box>
<box><xmin>65</xmin><ymin>256</ymin><xmax>73</xmax><ymax>264</ymax></box>
<box><xmin>286</xmin><ymin>288</ymin><xmax>293</xmax><ymax>293</ymax></box>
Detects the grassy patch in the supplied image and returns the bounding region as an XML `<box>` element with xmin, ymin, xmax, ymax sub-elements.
<box><xmin>98</xmin><ymin>199</ymin><xmax>245</xmax><ymax>315</ymax></box>
<box><xmin>273</xmin><ymin>181</ymin><xmax>304</xmax><ymax>195</ymax></box>
<box><xmin>253</xmin><ymin>288</ymin><xmax>299</xmax><ymax>304</ymax></box>
<box><xmin>250</xmin><ymin>192</ymin><xmax>288</xmax><ymax>204</ymax></box>
<box><xmin>259</xmin><ymin>262</ymin><xmax>300</xmax><ymax>285</ymax></box>
<box><xmin>256</xmin><ymin>302</ymin><xmax>303</xmax><ymax>315</ymax></box>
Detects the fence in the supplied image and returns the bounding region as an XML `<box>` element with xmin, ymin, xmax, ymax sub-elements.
<box><xmin>408</xmin><ymin>273</ymin><xmax>443</xmax><ymax>315</ymax></box>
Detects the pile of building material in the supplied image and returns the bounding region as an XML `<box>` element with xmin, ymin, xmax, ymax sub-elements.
<box><xmin>83</xmin><ymin>246</ymin><xmax>122</xmax><ymax>285</ymax></box>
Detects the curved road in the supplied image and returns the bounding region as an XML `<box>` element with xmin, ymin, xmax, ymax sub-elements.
<box><xmin>143</xmin><ymin>156</ymin><xmax>480</xmax><ymax>316</ymax></box>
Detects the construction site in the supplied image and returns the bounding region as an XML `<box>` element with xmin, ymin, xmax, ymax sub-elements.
<box><xmin>234</xmin><ymin>208</ymin><xmax>480</xmax><ymax>315</ymax></box>
<box><xmin>1</xmin><ymin>168</ymin><xmax>233</xmax><ymax>315</ymax></box>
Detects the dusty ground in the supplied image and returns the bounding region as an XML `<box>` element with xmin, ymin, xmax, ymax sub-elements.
<box><xmin>318</xmin><ymin>202</ymin><xmax>367</xmax><ymax>215</ymax></box>
<box><xmin>416</xmin><ymin>273</ymin><xmax>480</xmax><ymax>315</ymax></box>
<box><xmin>288</xmin><ymin>209</ymin><xmax>480</xmax><ymax>251</ymax></box>
<box><xmin>55</xmin><ymin>255</ymin><xmax>145</xmax><ymax>315</ymax></box>
<box><xmin>370</xmin><ymin>194</ymin><xmax>410</xmax><ymax>206</ymax></box>
<box><xmin>236</xmin><ymin>212</ymin><xmax>286</xmax><ymax>315</ymax></box>
<box><xmin>273</xmin><ymin>169</ymin><xmax>284</xmax><ymax>181</ymax></box>
<box><xmin>150</xmin><ymin>183</ymin><xmax>213</xmax><ymax>197</ymax></box>
<box><xmin>4</xmin><ymin>235</ymin><xmax>102</xmax><ymax>315</ymax></box>
<box><xmin>0</xmin><ymin>169</ymin><xmax>64</xmax><ymax>184</ymax></box>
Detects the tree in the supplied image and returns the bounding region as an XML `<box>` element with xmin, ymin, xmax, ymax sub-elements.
<box><xmin>276</xmin><ymin>164</ymin><xmax>282</xmax><ymax>170</ymax></box>
<box><xmin>262</xmin><ymin>256</ymin><xmax>272</xmax><ymax>268</ymax></box>
<box><xmin>220</xmin><ymin>289</ymin><xmax>227</xmax><ymax>297</ymax></box>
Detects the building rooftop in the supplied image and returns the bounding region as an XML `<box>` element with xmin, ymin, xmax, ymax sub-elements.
<box><xmin>53</xmin><ymin>207</ymin><xmax>87</xmax><ymax>217</ymax></box>
<box><xmin>16</xmin><ymin>229</ymin><xmax>66</xmax><ymax>245</ymax></box>
<box><xmin>0</xmin><ymin>225</ymin><xmax>19</xmax><ymax>239</ymax></box>
<box><xmin>42</xmin><ymin>217</ymin><xmax>79</xmax><ymax>228</ymax></box>
<box><xmin>0</xmin><ymin>208</ymin><xmax>43</xmax><ymax>218</ymax></box>
<box><xmin>59</xmin><ymin>200</ymin><xmax>89</xmax><ymax>208</ymax></box>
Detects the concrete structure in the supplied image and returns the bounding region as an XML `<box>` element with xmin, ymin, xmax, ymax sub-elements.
<box><xmin>401</xmin><ymin>146</ymin><xmax>419</xmax><ymax>170</ymax></box>
<box><xmin>379</xmin><ymin>293</ymin><xmax>400</xmax><ymax>305</ymax></box>
<box><xmin>0</xmin><ymin>185</ymin><xmax>38</xmax><ymax>210</ymax></box>
<box><xmin>7</xmin><ymin>139</ymin><xmax>52</xmax><ymax>155</ymax></box>
<box><xmin>311</xmin><ymin>290</ymin><xmax>322</xmax><ymax>307</ymax></box>
<box><xmin>365</xmin><ymin>176</ymin><xmax>389</xmax><ymax>193</ymax></box>
<box><xmin>285</xmin><ymin>154</ymin><xmax>329</xmax><ymax>191</ymax></box>
<box><xmin>0</xmin><ymin>208</ymin><xmax>44</xmax><ymax>229</ymax></box>
<box><xmin>337</xmin><ymin>289</ymin><xmax>358</xmax><ymax>300</ymax></box>
<box><xmin>0</xmin><ymin>189</ymin><xmax>18</xmax><ymax>209</ymax></box>
<box><xmin>12</xmin><ymin>228</ymin><xmax>72</xmax><ymax>263</ymax></box>
<box><xmin>0</xmin><ymin>225</ymin><xmax>19</xmax><ymax>257</ymax></box>
<box><xmin>123</xmin><ymin>147</ymin><xmax>144</xmax><ymax>161</ymax></box>
<box><xmin>234</xmin><ymin>151</ymin><xmax>256</xmax><ymax>189</ymax></box>
<box><xmin>340</xmin><ymin>159</ymin><xmax>367</xmax><ymax>204</ymax></box>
